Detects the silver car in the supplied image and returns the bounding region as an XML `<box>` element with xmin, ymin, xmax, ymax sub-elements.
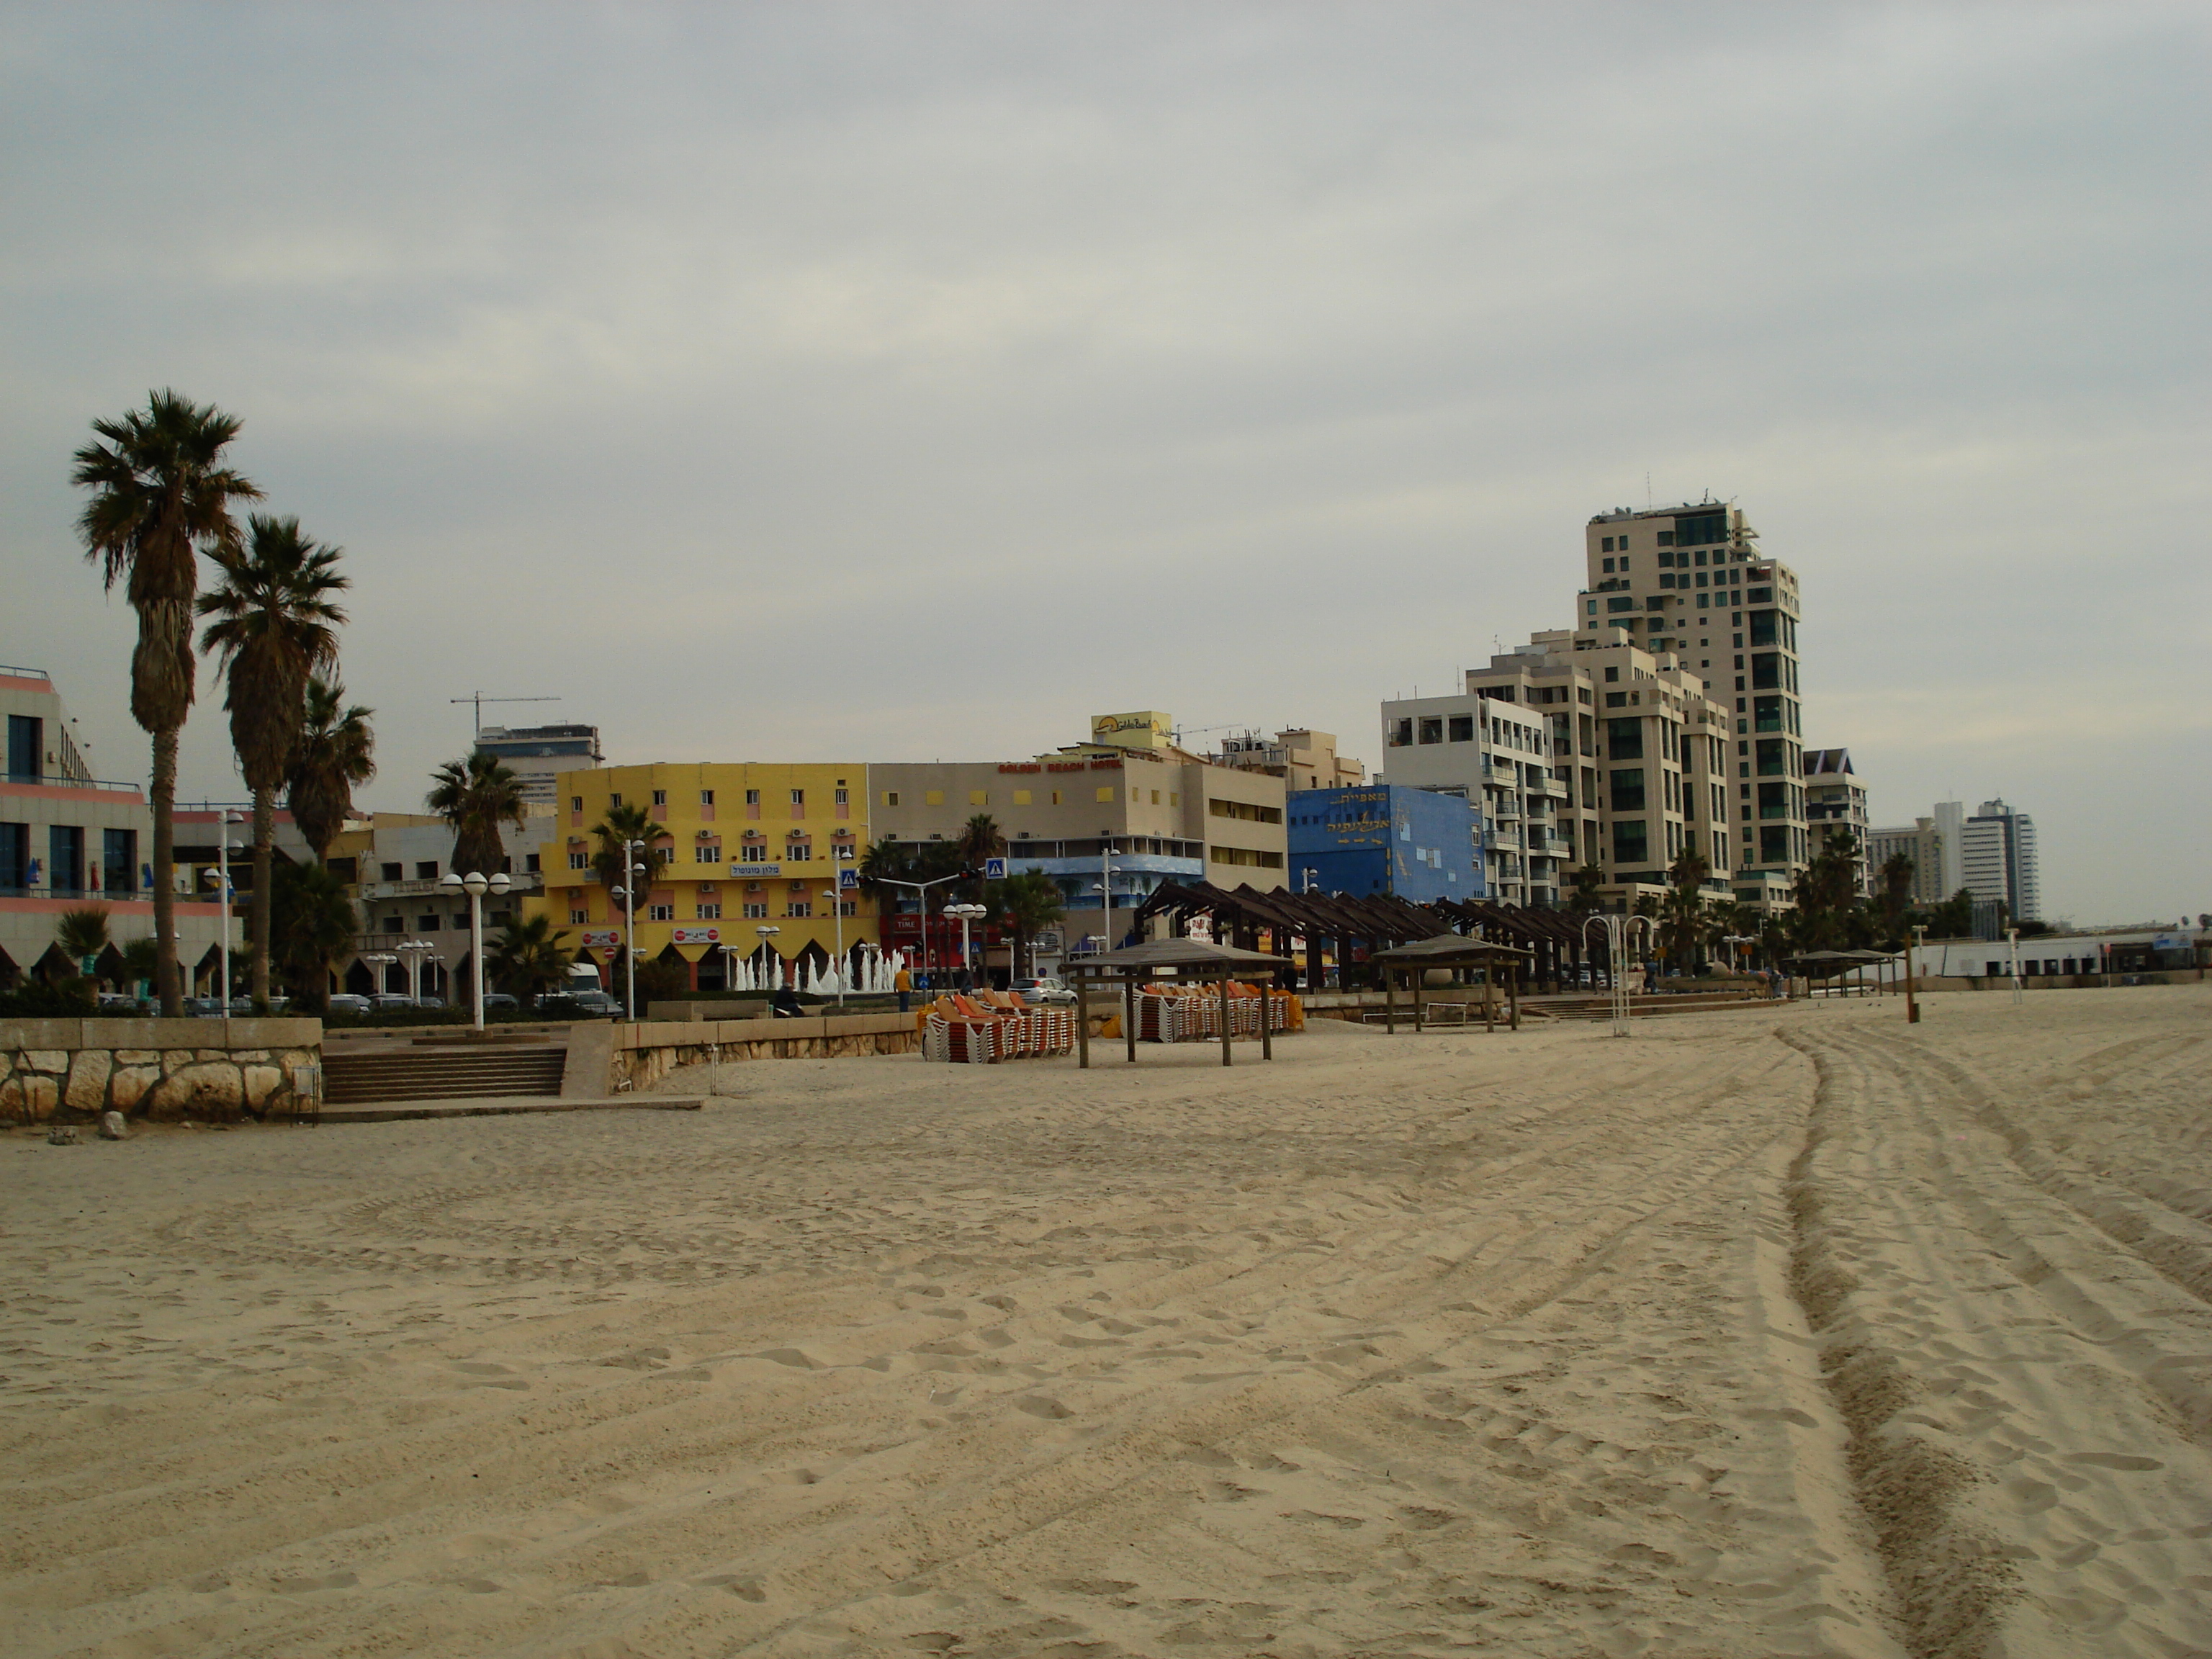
<box><xmin>1013</xmin><ymin>976</ymin><xmax>1077</xmax><ymax>1005</ymax></box>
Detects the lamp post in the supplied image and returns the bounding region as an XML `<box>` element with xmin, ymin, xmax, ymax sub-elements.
<box><xmin>211</xmin><ymin>809</ymin><xmax>244</xmax><ymax>1007</ymax></box>
<box><xmin>944</xmin><ymin>902</ymin><xmax>986</xmax><ymax>989</ymax></box>
<box><xmin>2008</xmin><ymin>925</ymin><xmax>2023</xmax><ymax>1007</ymax></box>
<box><xmin>439</xmin><ymin>868</ymin><xmax>511</xmax><ymax>1030</ymax></box>
<box><xmin>1581</xmin><ymin>912</ymin><xmax>1653</xmax><ymax>1038</ymax></box>
<box><xmin>876</xmin><ymin>870</ymin><xmax>974</xmax><ymax>989</ymax></box>
<box><xmin>397</xmin><ymin>937</ymin><xmax>437</xmax><ymax>1005</ymax></box>
<box><xmin>755</xmin><ymin>924</ymin><xmax>781</xmax><ymax>993</ymax></box>
<box><xmin>359</xmin><ymin>951</ymin><xmax>396</xmax><ymax>1002</ymax></box>
<box><xmin>821</xmin><ymin>882</ymin><xmax>849</xmax><ymax>1006</ymax></box>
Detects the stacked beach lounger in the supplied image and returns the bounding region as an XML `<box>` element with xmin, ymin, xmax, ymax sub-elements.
<box><xmin>1132</xmin><ymin>982</ymin><xmax>1300</xmax><ymax>1043</ymax></box>
<box><xmin>920</xmin><ymin>993</ymin><xmax>1079</xmax><ymax>1064</ymax></box>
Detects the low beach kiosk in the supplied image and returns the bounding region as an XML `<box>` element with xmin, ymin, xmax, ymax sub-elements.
<box><xmin>1065</xmin><ymin>938</ymin><xmax>1295</xmax><ymax>1068</ymax></box>
<box><xmin>1367</xmin><ymin>934</ymin><xmax>1535</xmax><ymax>1033</ymax></box>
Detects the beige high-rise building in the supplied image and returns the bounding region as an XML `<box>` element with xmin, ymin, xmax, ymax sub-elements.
<box><xmin>1209</xmin><ymin>727</ymin><xmax>1365</xmax><ymax>791</ymax></box>
<box><xmin>1866</xmin><ymin>817</ymin><xmax>1946</xmax><ymax>905</ymax></box>
<box><xmin>1578</xmin><ymin>500</ymin><xmax>1808</xmax><ymax>908</ymax></box>
<box><xmin>1804</xmin><ymin>748</ymin><xmax>1869</xmax><ymax>896</ymax></box>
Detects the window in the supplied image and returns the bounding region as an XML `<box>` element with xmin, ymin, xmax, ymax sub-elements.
<box><xmin>415</xmin><ymin>860</ymin><xmax>439</xmax><ymax>880</ymax></box>
<box><xmin>838</xmin><ymin>901</ymin><xmax>857</xmax><ymax>917</ymax></box>
<box><xmin>786</xmin><ymin>900</ymin><xmax>811</xmax><ymax>918</ymax></box>
<box><xmin>648</xmin><ymin>904</ymin><xmax>675</xmax><ymax>921</ymax></box>
<box><xmin>1448</xmin><ymin>714</ymin><xmax>1474</xmax><ymax>742</ymax></box>
<box><xmin>1208</xmin><ymin>799</ymin><xmax>1282</xmax><ymax>824</ymax></box>
<box><xmin>694</xmin><ymin>845</ymin><xmax>720</xmax><ymax>863</ymax></box>
<box><xmin>652</xmin><ymin>789</ymin><xmax>667</xmax><ymax>806</ymax></box>
<box><xmin>701</xmin><ymin>789</ymin><xmax>715</xmax><ymax>805</ymax></box>
<box><xmin>787</xmin><ymin>842</ymin><xmax>811</xmax><ymax>860</ymax></box>
<box><xmin>1612</xmin><ymin>819</ymin><xmax>1649</xmax><ymax>863</ymax></box>
<box><xmin>925</xmin><ymin>790</ymin><xmax>945</xmax><ymax>806</ymax></box>
<box><xmin>1608</xmin><ymin>718</ymin><xmax>1644</xmax><ymax>760</ymax></box>
<box><xmin>609</xmin><ymin>793</ymin><xmax>623</xmax><ymax>807</ymax></box>
<box><xmin>1602</xmin><ymin>555</ymin><xmax>1615</xmax><ymax>571</ymax></box>
<box><xmin>1051</xmin><ymin>791</ymin><xmax>1064</xmax><ymax>806</ymax></box>
<box><xmin>696</xmin><ymin>902</ymin><xmax>721</xmax><ymax>920</ymax></box>
<box><xmin>790</xmin><ymin>789</ymin><xmax>805</xmax><ymax>806</ymax></box>
<box><xmin>745</xmin><ymin>788</ymin><xmax>760</xmax><ymax>806</ymax></box>
<box><xmin>1605</xmin><ymin>691</ymin><xmax>1627</xmax><ymax>707</ymax></box>
<box><xmin>1601</xmin><ymin>537</ymin><xmax>1614</xmax><ymax>553</ymax></box>
<box><xmin>1604</xmin><ymin>666</ymin><xmax>1619</xmax><ymax>683</ymax></box>
<box><xmin>525</xmin><ymin>853</ymin><xmax>540</xmax><ymax>873</ymax></box>
<box><xmin>1610</xmin><ymin>769</ymin><xmax>1645</xmax><ymax>811</ymax></box>
<box><xmin>1606</xmin><ymin>595</ymin><xmax>1635</xmax><ymax>613</ymax></box>
<box><xmin>834</xmin><ymin>787</ymin><xmax>848</xmax><ymax>806</ymax></box>
<box><xmin>568</xmin><ymin>851</ymin><xmax>588</xmax><ymax>870</ymax></box>
<box><xmin>1150</xmin><ymin>789</ymin><xmax>1160</xmax><ymax>804</ymax></box>
<box><xmin>410</xmin><ymin>913</ymin><xmax>436</xmax><ymax>932</ymax></box>
<box><xmin>1419</xmin><ymin>716</ymin><xmax>1443</xmax><ymax>744</ymax></box>
<box><xmin>969</xmin><ymin>790</ymin><xmax>987</xmax><ymax>806</ymax></box>
<box><xmin>1012</xmin><ymin>789</ymin><xmax>1033</xmax><ymax>806</ymax></box>
<box><xmin>883</xmin><ymin>791</ymin><xmax>899</xmax><ymax>806</ymax></box>
<box><xmin>742</xmin><ymin>901</ymin><xmax>768</xmax><ymax>918</ymax></box>
<box><xmin>1096</xmin><ymin>786</ymin><xmax>1115</xmax><ymax>803</ymax></box>
<box><xmin>1389</xmin><ymin>717</ymin><xmax>1413</xmax><ymax>747</ymax></box>
<box><xmin>570</xmin><ymin>907</ymin><xmax>588</xmax><ymax>925</ymax></box>
<box><xmin>570</xmin><ymin>796</ymin><xmax>583</xmax><ymax>813</ymax></box>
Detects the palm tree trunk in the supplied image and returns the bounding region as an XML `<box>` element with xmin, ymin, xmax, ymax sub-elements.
<box><xmin>251</xmin><ymin>786</ymin><xmax>274</xmax><ymax>1007</ymax></box>
<box><xmin>150</xmin><ymin>727</ymin><xmax>182</xmax><ymax>1015</ymax></box>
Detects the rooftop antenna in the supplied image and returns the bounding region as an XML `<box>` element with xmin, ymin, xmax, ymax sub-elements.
<box><xmin>1645</xmin><ymin>471</ymin><xmax>1652</xmax><ymax>510</ymax></box>
<box><xmin>451</xmin><ymin>691</ymin><xmax>559</xmax><ymax>743</ymax></box>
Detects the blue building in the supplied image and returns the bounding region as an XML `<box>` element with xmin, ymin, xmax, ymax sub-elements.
<box><xmin>1286</xmin><ymin>785</ymin><xmax>1483</xmax><ymax>904</ymax></box>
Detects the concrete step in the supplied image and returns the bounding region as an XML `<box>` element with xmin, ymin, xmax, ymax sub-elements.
<box><xmin>323</xmin><ymin>1046</ymin><xmax>568</xmax><ymax>1105</ymax></box>
<box><xmin>318</xmin><ymin>1095</ymin><xmax>703</xmax><ymax>1125</ymax></box>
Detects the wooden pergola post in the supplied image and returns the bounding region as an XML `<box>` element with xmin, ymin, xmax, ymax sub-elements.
<box><xmin>1383</xmin><ymin>967</ymin><xmax>1395</xmax><ymax>1034</ymax></box>
<box><xmin>1076</xmin><ymin>971</ymin><xmax>1091</xmax><ymax>1069</ymax></box>
<box><xmin>1413</xmin><ymin>964</ymin><xmax>1424</xmax><ymax>1032</ymax></box>
<box><xmin>1124</xmin><ymin>973</ymin><xmax>1137</xmax><ymax>1063</ymax></box>
<box><xmin>1260</xmin><ymin>972</ymin><xmax>1272</xmax><ymax>1060</ymax></box>
<box><xmin>1218</xmin><ymin>973</ymin><xmax>1233</xmax><ymax>1066</ymax></box>
<box><xmin>1509</xmin><ymin>962</ymin><xmax>1521</xmax><ymax>1030</ymax></box>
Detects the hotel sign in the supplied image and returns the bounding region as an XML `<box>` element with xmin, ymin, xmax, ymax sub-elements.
<box><xmin>581</xmin><ymin>929</ymin><xmax>623</xmax><ymax>948</ymax></box>
<box><xmin>729</xmin><ymin>863</ymin><xmax>782</xmax><ymax>878</ymax></box>
<box><xmin>671</xmin><ymin>925</ymin><xmax>723</xmax><ymax>945</ymax></box>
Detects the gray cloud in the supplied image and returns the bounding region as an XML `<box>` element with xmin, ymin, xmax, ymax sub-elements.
<box><xmin>4</xmin><ymin>1</ymin><xmax>2206</xmax><ymax>922</ymax></box>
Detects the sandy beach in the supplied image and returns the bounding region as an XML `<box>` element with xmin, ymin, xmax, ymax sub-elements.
<box><xmin>3</xmin><ymin>986</ymin><xmax>2208</xmax><ymax>1658</ymax></box>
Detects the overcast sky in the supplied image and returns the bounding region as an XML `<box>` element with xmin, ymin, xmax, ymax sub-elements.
<box><xmin>4</xmin><ymin>2</ymin><xmax>2206</xmax><ymax>924</ymax></box>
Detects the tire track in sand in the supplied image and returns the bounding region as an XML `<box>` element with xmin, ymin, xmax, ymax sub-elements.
<box><xmin>1782</xmin><ymin>1025</ymin><xmax>2212</xmax><ymax>1659</ymax></box>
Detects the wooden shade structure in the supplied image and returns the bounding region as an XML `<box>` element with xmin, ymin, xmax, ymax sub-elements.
<box><xmin>1367</xmin><ymin>934</ymin><xmax>1536</xmax><ymax>1034</ymax></box>
<box><xmin>1062</xmin><ymin>938</ymin><xmax>1295</xmax><ymax>1068</ymax></box>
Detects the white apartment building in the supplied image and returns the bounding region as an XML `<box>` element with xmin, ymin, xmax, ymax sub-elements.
<box><xmin>1805</xmin><ymin>748</ymin><xmax>1870</xmax><ymax>895</ymax></box>
<box><xmin>475</xmin><ymin>722</ymin><xmax>603</xmax><ymax>806</ymax></box>
<box><xmin>1381</xmin><ymin>628</ymin><xmax>1735</xmax><ymax>910</ymax></box>
<box><xmin>1959</xmin><ymin>797</ymin><xmax>2041</xmax><ymax>923</ymax></box>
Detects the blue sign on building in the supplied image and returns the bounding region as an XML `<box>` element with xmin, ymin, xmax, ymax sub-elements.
<box><xmin>1286</xmin><ymin>785</ymin><xmax>1483</xmax><ymax>903</ymax></box>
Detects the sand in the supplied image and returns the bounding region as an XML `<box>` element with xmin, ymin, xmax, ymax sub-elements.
<box><xmin>2</xmin><ymin>986</ymin><xmax>2208</xmax><ymax>1658</ymax></box>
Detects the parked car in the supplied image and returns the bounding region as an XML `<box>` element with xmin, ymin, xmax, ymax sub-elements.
<box><xmin>1013</xmin><ymin>976</ymin><xmax>1077</xmax><ymax>1005</ymax></box>
<box><xmin>369</xmin><ymin>993</ymin><xmax>418</xmax><ymax>1013</ymax></box>
<box><xmin>480</xmin><ymin>993</ymin><xmax>516</xmax><ymax>1012</ymax></box>
<box><xmin>326</xmin><ymin>993</ymin><xmax>373</xmax><ymax>1015</ymax></box>
<box><xmin>539</xmin><ymin>990</ymin><xmax>624</xmax><ymax>1018</ymax></box>
<box><xmin>416</xmin><ymin>995</ymin><xmax>448</xmax><ymax>1010</ymax></box>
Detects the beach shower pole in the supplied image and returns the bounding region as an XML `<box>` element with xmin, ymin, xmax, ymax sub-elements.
<box><xmin>2009</xmin><ymin>927</ymin><xmax>2022</xmax><ymax>1007</ymax></box>
<box><xmin>1906</xmin><ymin>925</ymin><xmax>1925</xmax><ymax>1024</ymax></box>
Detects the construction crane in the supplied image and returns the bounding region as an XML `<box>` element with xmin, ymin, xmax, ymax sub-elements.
<box><xmin>1168</xmin><ymin>721</ymin><xmax>1248</xmax><ymax>749</ymax></box>
<box><xmin>451</xmin><ymin>692</ymin><xmax>559</xmax><ymax>744</ymax></box>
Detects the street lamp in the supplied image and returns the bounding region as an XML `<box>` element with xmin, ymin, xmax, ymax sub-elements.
<box><xmin>439</xmin><ymin>868</ymin><xmax>511</xmax><ymax>1030</ymax></box>
<box><xmin>943</xmin><ymin>902</ymin><xmax>986</xmax><ymax>988</ymax></box>
<box><xmin>755</xmin><ymin>924</ymin><xmax>781</xmax><ymax>993</ymax></box>
<box><xmin>875</xmin><ymin>868</ymin><xmax>976</xmax><ymax>988</ymax></box>
<box><xmin>821</xmin><ymin>883</ymin><xmax>850</xmax><ymax>1006</ymax></box>
<box><xmin>360</xmin><ymin>951</ymin><xmax>397</xmax><ymax>1000</ymax></box>
<box><xmin>605</xmin><ymin>838</ymin><xmax>648</xmax><ymax>1016</ymax></box>
<box><xmin>203</xmin><ymin>809</ymin><xmax>246</xmax><ymax>1007</ymax></box>
<box><xmin>397</xmin><ymin>937</ymin><xmax>437</xmax><ymax>1005</ymax></box>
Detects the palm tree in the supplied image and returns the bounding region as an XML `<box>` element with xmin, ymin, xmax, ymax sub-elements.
<box><xmin>197</xmin><ymin>516</ymin><xmax>349</xmax><ymax>1006</ymax></box>
<box><xmin>1565</xmin><ymin>863</ymin><xmax>1605</xmax><ymax>917</ymax></box>
<box><xmin>488</xmin><ymin>914</ymin><xmax>574</xmax><ymax>1000</ymax></box>
<box><xmin>590</xmin><ymin>800</ymin><xmax>658</xmax><ymax>904</ymax></box>
<box><xmin>987</xmin><ymin>871</ymin><xmax>1066</xmax><ymax>980</ymax></box>
<box><xmin>120</xmin><ymin>935</ymin><xmax>162</xmax><ymax>997</ymax></box>
<box><xmin>55</xmin><ymin>906</ymin><xmax>111</xmax><ymax>971</ymax></box>
<box><xmin>269</xmin><ymin>859</ymin><xmax>356</xmax><ymax>1013</ymax></box>
<box><xmin>953</xmin><ymin>814</ymin><xmax>1004</xmax><ymax>899</ymax></box>
<box><xmin>1660</xmin><ymin>848</ymin><xmax>1710</xmax><ymax>976</ymax></box>
<box><xmin>73</xmin><ymin>390</ymin><xmax>262</xmax><ymax>1014</ymax></box>
<box><xmin>426</xmin><ymin>752</ymin><xmax>527</xmax><ymax>878</ymax></box>
<box><xmin>1876</xmin><ymin>850</ymin><xmax>1915</xmax><ymax>942</ymax></box>
<box><xmin>286</xmin><ymin>674</ymin><xmax>376</xmax><ymax>862</ymax></box>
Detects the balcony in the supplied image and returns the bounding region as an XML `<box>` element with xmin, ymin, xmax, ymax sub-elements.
<box><xmin>1489</xmin><ymin>797</ymin><xmax>1521</xmax><ymax>819</ymax></box>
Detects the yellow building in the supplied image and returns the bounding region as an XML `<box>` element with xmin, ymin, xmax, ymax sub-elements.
<box><xmin>527</xmin><ymin>762</ymin><xmax>875</xmax><ymax>991</ymax></box>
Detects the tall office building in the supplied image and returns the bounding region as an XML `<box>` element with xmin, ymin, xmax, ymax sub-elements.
<box><xmin>1576</xmin><ymin>500</ymin><xmax>1808</xmax><ymax>909</ymax></box>
<box><xmin>475</xmin><ymin>722</ymin><xmax>603</xmax><ymax>806</ymax></box>
<box><xmin>1804</xmin><ymin>748</ymin><xmax>1869</xmax><ymax>895</ymax></box>
<box><xmin>1959</xmin><ymin>798</ymin><xmax>2041</xmax><ymax>923</ymax></box>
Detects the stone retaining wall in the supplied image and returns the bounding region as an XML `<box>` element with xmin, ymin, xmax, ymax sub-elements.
<box><xmin>608</xmin><ymin>1014</ymin><xmax>920</xmax><ymax>1093</ymax></box>
<box><xmin>0</xmin><ymin>1017</ymin><xmax>322</xmax><ymax>1124</ymax></box>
